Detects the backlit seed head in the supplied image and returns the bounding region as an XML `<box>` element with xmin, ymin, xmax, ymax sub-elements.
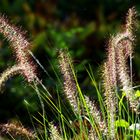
<box><xmin>0</xmin><ymin>14</ymin><xmax>37</xmax><ymax>83</ymax></box>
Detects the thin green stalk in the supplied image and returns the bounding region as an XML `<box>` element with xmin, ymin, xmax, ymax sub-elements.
<box><xmin>33</xmin><ymin>82</ymin><xmax>47</xmax><ymax>139</ymax></box>
<box><xmin>86</xmin><ymin>65</ymin><xmax>106</xmax><ymax>120</ymax></box>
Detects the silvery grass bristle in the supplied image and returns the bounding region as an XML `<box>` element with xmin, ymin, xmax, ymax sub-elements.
<box><xmin>0</xmin><ymin>14</ymin><xmax>38</xmax><ymax>91</ymax></box>
<box><xmin>58</xmin><ymin>49</ymin><xmax>78</xmax><ymax>113</ymax></box>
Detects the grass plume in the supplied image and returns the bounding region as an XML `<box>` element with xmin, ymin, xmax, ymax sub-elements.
<box><xmin>0</xmin><ymin>122</ymin><xmax>36</xmax><ymax>139</ymax></box>
<box><xmin>0</xmin><ymin>15</ymin><xmax>37</xmax><ymax>85</ymax></box>
<box><xmin>0</xmin><ymin>7</ymin><xmax>140</xmax><ymax>140</ymax></box>
<box><xmin>58</xmin><ymin>49</ymin><xmax>78</xmax><ymax>113</ymax></box>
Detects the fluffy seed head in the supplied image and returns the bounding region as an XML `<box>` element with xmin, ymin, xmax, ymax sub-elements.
<box><xmin>84</xmin><ymin>95</ymin><xmax>107</xmax><ymax>135</ymax></box>
<box><xmin>102</xmin><ymin>62</ymin><xmax>117</xmax><ymax>138</ymax></box>
<box><xmin>0</xmin><ymin>65</ymin><xmax>21</xmax><ymax>91</ymax></box>
<box><xmin>0</xmin><ymin>15</ymin><xmax>37</xmax><ymax>83</ymax></box>
<box><xmin>58</xmin><ymin>49</ymin><xmax>78</xmax><ymax>113</ymax></box>
<box><xmin>125</xmin><ymin>7</ymin><xmax>137</xmax><ymax>33</ymax></box>
<box><xmin>0</xmin><ymin>122</ymin><xmax>36</xmax><ymax>139</ymax></box>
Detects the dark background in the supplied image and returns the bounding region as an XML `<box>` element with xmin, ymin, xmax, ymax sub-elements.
<box><xmin>0</xmin><ymin>0</ymin><xmax>140</xmax><ymax>128</ymax></box>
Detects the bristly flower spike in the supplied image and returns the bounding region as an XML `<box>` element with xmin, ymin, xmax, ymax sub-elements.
<box><xmin>0</xmin><ymin>15</ymin><xmax>37</xmax><ymax>83</ymax></box>
<box><xmin>103</xmin><ymin>62</ymin><xmax>116</xmax><ymax>138</ymax></box>
<box><xmin>0</xmin><ymin>65</ymin><xmax>21</xmax><ymax>91</ymax></box>
<box><xmin>0</xmin><ymin>122</ymin><xmax>36</xmax><ymax>139</ymax></box>
<box><xmin>115</xmin><ymin>7</ymin><xmax>139</xmax><ymax>113</ymax></box>
<box><xmin>58</xmin><ymin>49</ymin><xmax>78</xmax><ymax>113</ymax></box>
<box><xmin>84</xmin><ymin>95</ymin><xmax>107</xmax><ymax>136</ymax></box>
<box><xmin>105</xmin><ymin>7</ymin><xmax>139</xmax><ymax>113</ymax></box>
<box><xmin>49</xmin><ymin>122</ymin><xmax>62</xmax><ymax>140</ymax></box>
<box><xmin>125</xmin><ymin>7</ymin><xmax>137</xmax><ymax>33</ymax></box>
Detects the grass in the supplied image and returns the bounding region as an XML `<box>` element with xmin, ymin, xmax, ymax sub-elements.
<box><xmin>0</xmin><ymin>7</ymin><xmax>140</xmax><ymax>140</ymax></box>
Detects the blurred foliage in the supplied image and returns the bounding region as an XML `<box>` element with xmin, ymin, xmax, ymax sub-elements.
<box><xmin>0</xmin><ymin>0</ymin><xmax>140</xmax><ymax>127</ymax></box>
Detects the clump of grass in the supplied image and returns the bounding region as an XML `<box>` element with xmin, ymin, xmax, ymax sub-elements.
<box><xmin>54</xmin><ymin>7</ymin><xmax>140</xmax><ymax>139</ymax></box>
<box><xmin>101</xmin><ymin>7</ymin><xmax>139</xmax><ymax>139</ymax></box>
<box><xmin>0</xmin><ymin>7</ymin><xmax>140</xmax><ymax>140</ymax></box>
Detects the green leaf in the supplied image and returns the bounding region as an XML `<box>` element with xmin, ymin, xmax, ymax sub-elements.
<box><xmin>115</xmin><ymin>119</ymin><xmax>129</xmax><ymax>128</ymax></box>
<box><xmin>135</xmin><ymin>90</ymin><xmax>140</xmax><ymax>97</ymax></box>
<box><xmin>136</xmin><ymin>130</ymin><xmax>140</xmax><ymax>137</ymax></box>
<box><xmin>125</xmin><ymin>135</ymin><xmax>140</xmax><ymax>140</ymax></box>
<box><xmin>122</xmin><ymin>91</ymin><xmax>126</xmax><ymax>96</ymax></box>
